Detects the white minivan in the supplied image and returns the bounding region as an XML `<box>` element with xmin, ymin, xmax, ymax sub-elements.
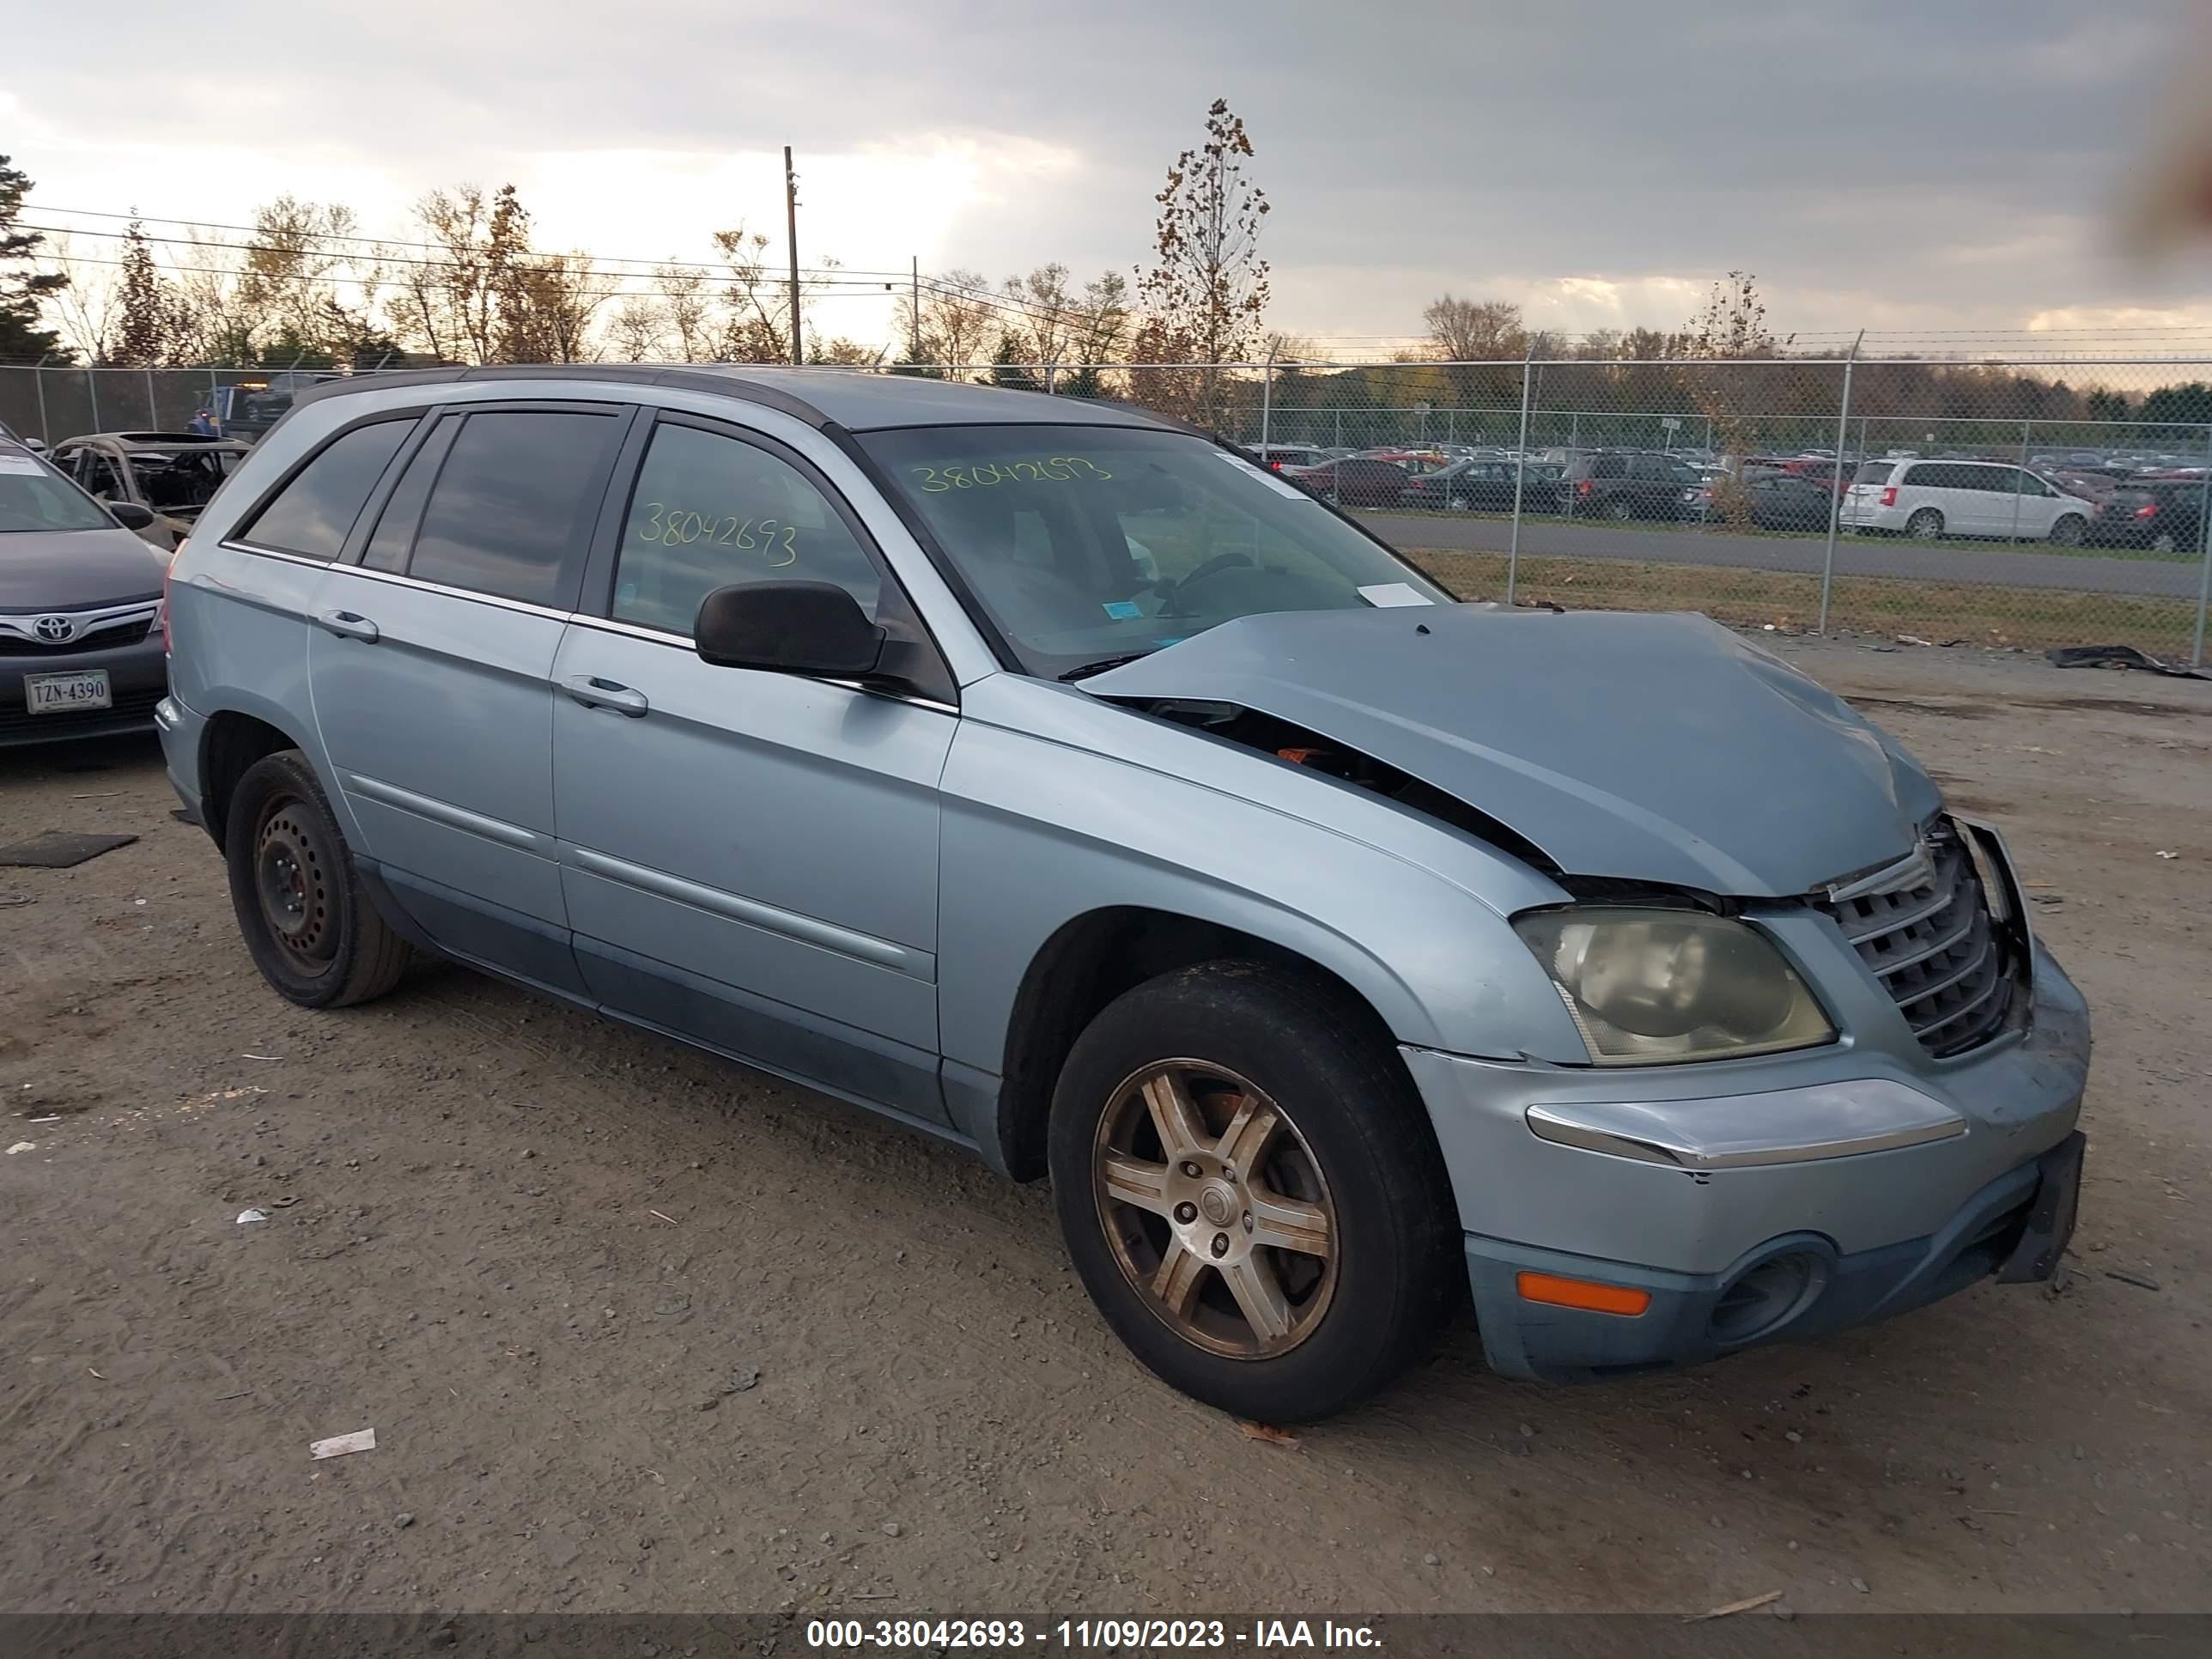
<box><xmin>1842</xmin><ymin>459</ymin><xmax>2096</xmax><ymax>544</ymax></box>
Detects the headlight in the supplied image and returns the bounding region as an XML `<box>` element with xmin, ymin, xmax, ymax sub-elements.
<box><xmin>1514</xmin><ymin>908</ymin><xmax>1835</xmax><ymax>1066</ymax></box>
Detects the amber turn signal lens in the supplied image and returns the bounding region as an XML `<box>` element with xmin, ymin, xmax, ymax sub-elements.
<box><xmin>1516</xmin><ymin>1271</ymin><xmax>1652</xmax><ymax>1316</ymax></box>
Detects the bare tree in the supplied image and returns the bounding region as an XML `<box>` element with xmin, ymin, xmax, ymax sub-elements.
<box><xmin>896</xmin><ymin>269</ymin><xmax>999</xmax><ymax>374</ymax></box>
<box><xmin>999</xmin><ymin>263</ymin><xmax>1078</xmax><ymax>369</ymax></box>
<box><xmin>44</xmin><ymin>234</ymin><xmax>118</xmax><ymax>362</ymax></box>
<box><xmin>410</xmin><ymin>186</ymin><xmax>495</xmax><ymax>362</ymax></box>
<box><xmin>709</xmin><ymin>225</ymin><xmax>814</xmax><ymax>363</ymax></box>
<box><xmin>1674</xmin><ymin>271</ymin><xmax>1782</xmax><ymax>526</ymax></box>
<box><xmin>653</xmin><ymin>261</ymin><xmax>713</xmax><ymax>361</ymax></box>
<box><xmin>1136</xmin><ymin>97</ymin><xmax>1271</xmax><ymax>421</ymax></box>
<box><xmin>606</xmin><ymin>295</ymin><xmax>665</xmax><ymax>362</ymax></box>
<box><xmin>1421</xmin><ymin>295</ymin><xmax>1525</xmax><ymax>362</ymax></box>
<box><xmin>112</xmin><ymin>218</ymin><xmax>173</xmax><ymax>365</ymax></box>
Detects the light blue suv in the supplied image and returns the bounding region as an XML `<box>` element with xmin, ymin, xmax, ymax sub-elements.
<box><xmin>159</xmin><ymin>367</ymin><xmax>2088</xmax><ymax>1421</ymax></box>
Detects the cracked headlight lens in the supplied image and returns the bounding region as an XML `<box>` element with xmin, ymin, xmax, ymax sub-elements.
<box><xmin>1514</xmin><ymin>908</ymin><xmax>1835</xmax><ymax>1066</ymax></box>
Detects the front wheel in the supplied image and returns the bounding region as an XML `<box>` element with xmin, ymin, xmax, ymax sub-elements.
<box><xmin>1048</xmin><ymin>964</ymin><xmax>1460</xmax><ymax>1422</ymax></box>
<box><xmin>2048</xmin><ymin>514</ymin><xmax>2086</xmax><ymax>547</ymax></box>
<box><xmin>225</xmin><ymin>750</ymin><xmax>413</xmax><ymax>1008</ymax></box>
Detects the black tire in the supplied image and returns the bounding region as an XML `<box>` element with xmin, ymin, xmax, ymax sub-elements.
<box><xmin>1905</xmin><ymin>507</ymin><xmax>1945</xmax><ymax>540</ymax></box>
<box><xmin>224</xmin><ymin>750</ymin><xmax>413</xmax><ymax>1009</ymax></box>
<box><xmin>2048</xmin><ymin>514</ymin><xmax>2086</xmax><ymax>547</ymax></box>
<box><xmin>1048</xmin><ymin>963</ymin><xmax>1460</xmax><ymax>1422</ymax></box>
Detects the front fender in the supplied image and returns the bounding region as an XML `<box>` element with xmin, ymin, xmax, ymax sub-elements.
<box><xmin>934</xmin><ymin>677</ymin><xmax>1588</xmax><ymax>1073</ymax></box>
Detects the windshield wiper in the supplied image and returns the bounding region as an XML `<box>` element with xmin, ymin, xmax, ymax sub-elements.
<box><xmin>1058</xmin><ymin>653</ymin><xmax>1153</xmax><ymax>683</ymax></box>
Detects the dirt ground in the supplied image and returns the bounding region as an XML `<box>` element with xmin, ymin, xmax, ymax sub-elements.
<box><xmin>1</xmin><ymin>634</ymin><xmax>2207</xmax><ymax>1619</ymax></box>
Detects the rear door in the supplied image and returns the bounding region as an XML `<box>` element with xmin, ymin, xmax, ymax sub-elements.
<box><xmin>307</xmin><ymin>401</ymin><xmax>631</xmax><ymax>994</ymax></box>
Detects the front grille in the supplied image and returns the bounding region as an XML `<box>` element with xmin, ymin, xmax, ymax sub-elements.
<box><xmin>1816</xmin><ymin>820</ymin><xmax>2016</xmax><ymax>1057</ymax></box>
<box><xmin>0</xmin><ymin>619</ymin><xmax>155</xmax><ymax>656</ymax></box>
<box><xmin>0</xmin><ymin>686</ymin><xmax>164</xmax><ymax>738</ymax></box>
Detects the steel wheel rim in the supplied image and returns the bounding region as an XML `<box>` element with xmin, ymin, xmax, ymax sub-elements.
<box><xmin>254</xmin><ymin>800</ymin><xmax>337</xmax><ymax>971</ymax></box>
<box><xmin>1091</xmin><ymin>1059</ymin><xmax>1339</xmax><ymax>1360</ymax></box>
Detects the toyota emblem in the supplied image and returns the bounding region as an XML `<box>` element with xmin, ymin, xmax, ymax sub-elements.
<box><xmin>33</xmin><ymin>615</ymin><xmax>76</xmax><ymax>643</ymax></box>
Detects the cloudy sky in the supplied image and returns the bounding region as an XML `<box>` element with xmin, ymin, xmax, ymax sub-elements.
<box><xmin>5</xmin><ymin>0</ymin><xmax>2206</xmax><ymax>355</ymax></box>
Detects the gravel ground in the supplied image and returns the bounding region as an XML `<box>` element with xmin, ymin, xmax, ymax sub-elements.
<box><xmin>1</xmin><ymin>635</ymin><xmax>2207</xmax><ymax>1617</ymax></box>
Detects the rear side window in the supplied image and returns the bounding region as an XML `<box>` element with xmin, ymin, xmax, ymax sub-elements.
<box><xmin>407</xmin><ymin>410</ymin><xmax>619</xmax><ymax>606</ymax></box>
<box><xmin>360</xmin><ymin>416</ymin><xmax>459</xmax><ymax>574</ymax></box>
<box><xmin>1592</xmin><ymin>456</ymin><xmax>1626</xmax><ymax>479</ymax></box>
<box><xmin>243</xmin><ymin>419</ymin><xmax>414</xmax><ymax>560</ymax></box>
<box><xmin>1902</xmin><ymin>463</ymin><xmax>1952</xmax><ymax>489</ymax></box>
<box><xmin>1853</xmin><ymin>461</ymin><xmax>1894</xmax><ymax>484</ymax></box>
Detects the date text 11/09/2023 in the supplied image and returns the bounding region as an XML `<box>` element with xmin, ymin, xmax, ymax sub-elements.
<box><xmin>805</xmin><ymin>1620</ymin><xmax>1382</xmax><ymax>1650</ymax></box>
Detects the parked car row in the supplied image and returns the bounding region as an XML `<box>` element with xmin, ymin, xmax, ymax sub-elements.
<box><xmin>0</xmin><ymin>429</ymin><xmax>174</xmax><ymax>748</ymax></box>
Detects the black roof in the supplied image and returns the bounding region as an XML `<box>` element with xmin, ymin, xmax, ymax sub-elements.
<box><xmin>291</xmin><ymin>364</ymin><xmax>1176</xmax><ymax>434</ymax></box>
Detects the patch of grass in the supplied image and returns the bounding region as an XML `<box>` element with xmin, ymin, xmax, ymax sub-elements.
<box><xmin>1399</xmin><ymin>548</ymin><xmax>2208</xmax><ymax>659</ymax></box>
<box><xmin>1373</xmin><ymin>507</ymin><xmax>2207</xmax><ymax>564</ymax></box>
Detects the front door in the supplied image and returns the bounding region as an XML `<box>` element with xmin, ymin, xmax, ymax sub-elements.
<box><xmin>308</xmin><ymin>403</ymin><xmax>630</xmax><ymax>994</ymax></box>
<box><xmin>550</xmin><ymin>412</ymin><xmax>957</xmax><ymax>1124</ymax></box>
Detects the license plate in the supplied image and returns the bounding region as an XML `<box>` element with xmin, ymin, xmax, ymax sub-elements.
<box><xmin>25</xmin><ymin>669</ymin><xmax>112</xmax><ymax>714</ymax></box>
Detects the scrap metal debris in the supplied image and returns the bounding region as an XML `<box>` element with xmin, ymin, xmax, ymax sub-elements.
<box><xmin>0</xmin><ymin>831</ymin><xmax>139</xmax><ymax>870</ymax></box>
<box><xmin>2045</xmin><ymin>644</ymin><xmax>2209</xmax><ymax>679</ymax></box>
<box><xmin>1684</xmin><ymin>1590</ymin><xmax>1784</xmax><ymax>1623</ymax></box>
<box><xmin>1238</xmin><ymin>1421</ymin><xmax>1302</xmax><ymax>1449</ymax></box>
<box><xmin>308</xmin><ymin>1428</ymin><xmax>377</xmax><ymax>1460</ymax></box>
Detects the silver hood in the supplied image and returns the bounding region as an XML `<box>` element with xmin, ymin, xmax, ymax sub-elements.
<box><xmin>1087</xmin><ymin>606</ymin><xmax>1941</xmax><ymax>897</ymax></box>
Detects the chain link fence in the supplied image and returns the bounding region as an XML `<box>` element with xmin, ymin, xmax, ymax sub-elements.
<box><xmin>7</xmin><ymin>355</ymin><xmax>2207</xmax><ymax>665</ymax></box>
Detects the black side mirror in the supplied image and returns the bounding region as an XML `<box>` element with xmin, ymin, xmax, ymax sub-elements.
<box><xmin>107</xmin><ymin>502</ymin><xmax>155</xmax><ymax>531</ymax></box>
<box><xmin>695</xmin><ymin>580</ymin><xmax>885</xmax><ymax>678</ymax></box>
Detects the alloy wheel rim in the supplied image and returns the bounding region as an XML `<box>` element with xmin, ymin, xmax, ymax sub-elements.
<box><xmin>1091</xmin><ymin>1060</ymin><xmax>1338</xmax><ymax>1360</ymax></box>
<box><xmin>254</xmin><ymin>802</ymin><xmax>336</xmax><ymax>971</ymax></box>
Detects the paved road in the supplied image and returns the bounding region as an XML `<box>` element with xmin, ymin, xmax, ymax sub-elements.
<box><xmin>1358</xmin><ymin>510</ymin><xmax>2212</xmax><ymax>599</ymax></box>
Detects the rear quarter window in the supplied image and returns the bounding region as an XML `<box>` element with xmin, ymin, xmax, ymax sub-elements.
<box><xmin>240</xmin><ymin>418</ymin><xmax>416</xmax><ymax>560</ymax></box>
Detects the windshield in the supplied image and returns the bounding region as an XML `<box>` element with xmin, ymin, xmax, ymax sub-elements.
<box><xmin>859</xmin><ymin>423</ymin><xmax>1455</xmax><ymax>678</ymax></box>
<box><xmin>0</xmin><ymin>449</ymin><xmax>114</xmax><ymax>534</ymax></box>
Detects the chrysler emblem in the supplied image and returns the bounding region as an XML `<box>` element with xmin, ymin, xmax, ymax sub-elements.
<box><xmin>33</xmin><ymin>615</ymin><xmax>76</xmax><ymax>643</ymax></box>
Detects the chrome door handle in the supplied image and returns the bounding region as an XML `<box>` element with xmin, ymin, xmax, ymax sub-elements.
<box><xmin>562</xmin><ymin>674</ymin><xmax>649</xmax><ymax>717</ymax></box>
<box><xmin>316</xmin><ymin>609</ymin><xmax>380</xmax><ymax>643</ymax></box>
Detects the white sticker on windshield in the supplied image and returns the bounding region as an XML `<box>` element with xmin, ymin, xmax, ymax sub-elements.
<box><xmin>1215</xmin><ymin>450</ymin><xmax>1316</xmax><ymax>501</ymax></box>
<box><xmin>1358</xmin><ymin>582</ymin><xmax>1437</xmax><ymax>608</ymax></box>
<box><xmin>0</xmin><ymin>456</ymin><xmax>42</xmax><ymax>475</ymax></box>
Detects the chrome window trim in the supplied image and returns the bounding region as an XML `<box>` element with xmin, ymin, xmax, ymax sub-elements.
<box><xmin>224</xmin><ymin>540</ymin><xmax>961</xmax><ymax>715</ymax></box>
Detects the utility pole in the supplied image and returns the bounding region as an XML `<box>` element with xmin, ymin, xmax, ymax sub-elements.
<box><xmin>910</xmin><ymin>255</ymin><xmax>921</xmax><ymax>363</ymax></box>
<box><xmin>783</xmin><ymin>146</ymin><xmax>803</xmax><ymax>367</ymax></box>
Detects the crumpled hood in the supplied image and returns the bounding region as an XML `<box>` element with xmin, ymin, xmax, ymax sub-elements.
<box><xmin>1087</xmin><ymin>606</ymin><xmax>1941</xmax><ymax>896</ymax></box>
<box><xmin>0</xmin><ymin>527</ymin><xmax>168</xmax><ymax>612</ymax></box>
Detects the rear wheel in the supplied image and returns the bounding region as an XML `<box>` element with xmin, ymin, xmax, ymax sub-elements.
<box><xmin>2049</xmin><ymin>514</ymin><xmax>2086</xmax><ymax>547</ymax></box>
<box><xmin>1447</xmin><ymin>493</ymin><xmax>1474</xmax><ymax>512</ymax></box>
<box><xmin>1048</xmin><ymin>964</ymin><xmax>1460</xmax><ymax>1423</ymax></box>
<box><xmin>225</xmin><ymin>750</ymin><xmax>413</xmax><ymax>1009</ymax></box>
<box><xmin>2153</xmin><ymin>531</ymin><xmax>2179</xmax><ymax>554</ymax></box>
<box><xmin>1603</xmin><ymin>495</ymin><xmax>1634</xmax><ymax>522</ymax></box>
<box><xmin>1905</xmin><ymin>507</ymin><xmax>1946</xmax><ymax>540</ymax></box>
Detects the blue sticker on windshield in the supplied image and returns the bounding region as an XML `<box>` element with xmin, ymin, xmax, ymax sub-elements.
<box><xmin>1102</xmin><ymin>600</ymin><xmax>1144</xmax><ymax>619</ymax></box>
<box><xmin>1152</xmin><ymin>636</ymin><xmax>1188</xmax><ymax>647</ymax></box>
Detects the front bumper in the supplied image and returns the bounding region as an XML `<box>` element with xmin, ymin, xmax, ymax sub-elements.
<box><xmin>1405</xmin><ymin>945</ymin><xmax>2090</xmax><ymax>1382</ymax></box>
<box><xmin>0</xmin><ymin>635</ymin><xmax>167</xmax><ymax>747</ymax></box>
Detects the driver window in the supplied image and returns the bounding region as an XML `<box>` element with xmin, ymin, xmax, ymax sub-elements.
<box><xmin>612</xmin><ymin>422</ymin><xmax>883</xmax><ymax>637</ymax></box>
